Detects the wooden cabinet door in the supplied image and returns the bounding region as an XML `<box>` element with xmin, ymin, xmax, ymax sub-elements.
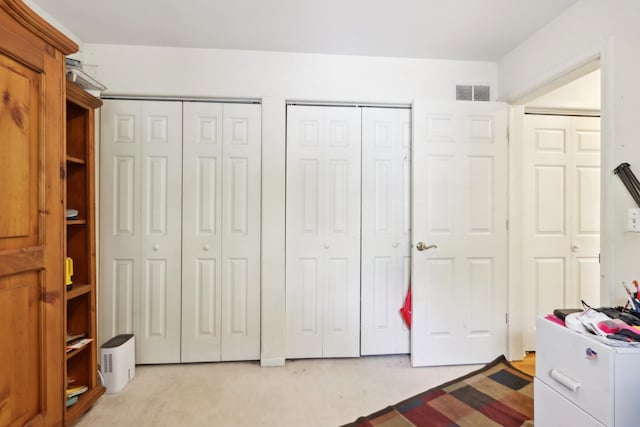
<box><xmin>0</xmin><ymin>45</ymin><xmax>63</xmax><ymax>427</ymax></box>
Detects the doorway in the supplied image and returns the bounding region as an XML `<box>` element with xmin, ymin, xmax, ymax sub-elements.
<box><xmin>520</xmin><ymin>69</ymin><xmax>601</xmax><ymax>350</ymax></box>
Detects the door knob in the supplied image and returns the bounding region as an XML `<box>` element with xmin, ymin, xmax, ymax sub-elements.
<box><xmin>416</xmin><ymin>242</ymin><xmax>437</xmax><ymax>251</ymax></box>
<box><xmin>153</xmin><ymin>244</ymin><xmax>160</xmax><ymax>251</ymax></box>
<box><xmin>203</xmin><ymin>244</ymin><xmax>210</xmax><ymax>251</ymax></box>
<box><xmin>571</xmin><ymin>243</ymin><xmax>580</xmax><ymax>252</ymax></box>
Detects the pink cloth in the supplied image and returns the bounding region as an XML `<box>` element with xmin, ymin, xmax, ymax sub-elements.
<box><xmin>545</xmin><ymin>314</ymin><xmax>566</xmax><ymax>327</ymax></box>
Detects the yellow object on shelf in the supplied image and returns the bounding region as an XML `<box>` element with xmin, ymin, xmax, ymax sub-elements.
<box><xmin>65</xmin><ymin>257</ymin><xmax>73</xmax><ymax>286</ymax></box>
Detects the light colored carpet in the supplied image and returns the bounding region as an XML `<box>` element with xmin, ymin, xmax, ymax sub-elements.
<box><xmin>77</xmin><ymin>356</ymin><xmax>480</xmax><ymax>427</ymax></box>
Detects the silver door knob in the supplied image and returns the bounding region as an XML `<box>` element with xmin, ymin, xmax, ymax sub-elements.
<box><xmin>416</xmin><ymin>242</ymin><xmax>437</xmax><ymax>251</ymax></box>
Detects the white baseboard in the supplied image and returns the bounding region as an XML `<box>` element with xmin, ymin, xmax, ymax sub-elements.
<box><xmin>260</xmin><ymin>357</ymin><xmax>286</xmax><ymax>367</ymax></box>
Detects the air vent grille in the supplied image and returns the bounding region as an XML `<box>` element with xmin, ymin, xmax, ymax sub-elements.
<box><xmin>103</xmin><ymin>353</ymin><xmax>113</xmax><ymax>373</ymax></box>
<box><xmin>456</xmin><ymin>85</ymin><xmax>491</xmax><ymax>102</ymax></box>
<box><xmin>456</xmin><ymin>85</ymin><xmax>473</xmax><ymax>101</ymax></box>
<box><xmin>474</xmin><ymin>85</ymin><xmax>490</xmax><ymax>102</ymax></box>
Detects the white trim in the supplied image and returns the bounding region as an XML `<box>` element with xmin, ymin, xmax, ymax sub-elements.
<box><xmin>507</xmin><ymin>105</ymin><xmax>525</xmax><ymax>361</ymax></box>
<box><xmin>260</xmin><ymin>357</ymin><xmax>286</xmax><ymax>367</ymax></box>
<box><xmin>500</xmin><ymin>46</ymin><xmax>601</xmax><ymax>104</ymax></box>
<box><xmin>524</xmin><ymin>108</ymin><xmax>600</xmax><ymax>117</ymax></box>
<box><xmin>286</xmin><ymin>100</ymin><xmax>411</xmax><ymax>109</ymax></box>
<box><xmin>101</xmin><ymin>94</ymin><xmax>261</xmax><ymax>104</ymax></box>
<box><xmin>600</xmin><ymin>37</ymin><xmax>615</xmax><ymax>306</ymax></box>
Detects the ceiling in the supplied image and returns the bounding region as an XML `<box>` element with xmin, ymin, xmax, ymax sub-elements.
<box><xmin>28</xmin><ymin>0</ymin><xmax>578</xmax><ymax>61</ymax></box>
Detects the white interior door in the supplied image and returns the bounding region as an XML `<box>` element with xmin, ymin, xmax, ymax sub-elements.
<box><xmin>286</xmin><ymin>105</ymin><xmax>361</xmax><ymax>358</ymax></box>
<box><xmin>100</xmin><ymin>100</ymin><xmax>183</xmax><ymax>364</ymax></box>
<box><xmin>361</xmin><ymin>107</ymin><xmax>411</xmax><ymax>355</ymax></box>
<box><xmin>522</xmin><ymin>114</ymin><xmax>600</xmax><ymax>350</ymax></box>
<box><xmin>411</xmin><ymin>100</ymin><xmax>508</xmax><ymax>367</ymax></box>
<box><xmin>181</xmin><ymin>102</ymin><xmax>224</xmax><ymax>362</ymax></box>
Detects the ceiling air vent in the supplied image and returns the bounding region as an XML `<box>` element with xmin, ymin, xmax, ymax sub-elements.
<box><xmin>456</xmin><ymin>85</ymin><xmax>473</xmax><ymax>101</ymax></box>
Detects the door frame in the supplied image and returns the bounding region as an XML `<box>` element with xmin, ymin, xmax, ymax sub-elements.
<box><xmin>505</xmin><ymin>45</ymin><xmax>614</xmax><ymax>360</ymax></box>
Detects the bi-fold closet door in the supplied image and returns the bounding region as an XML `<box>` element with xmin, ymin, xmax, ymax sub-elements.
<box><xmin>286</xmin><ymin>105</ymin><xmax>410</xmax><ymax>359</ymax></box>
<box><xmin>100</xmin><ymin>99</ymin><xmax>261</xmax><ymax>364</ymax></box>
<box><xmin>181</xmin><ymin>102</ymin><xmax>261</xmax><ymax>363</ymax></box>
<box><xmin>360</xmin><ymin>108</ymin><xmax>411</xmax><ymax>356</ymax></box>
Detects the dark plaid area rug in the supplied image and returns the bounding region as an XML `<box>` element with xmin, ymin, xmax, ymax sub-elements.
<box><xmin>341</xmin><ymin>355</ymin><xmax>533</xmax><ymax>427</ymax></box>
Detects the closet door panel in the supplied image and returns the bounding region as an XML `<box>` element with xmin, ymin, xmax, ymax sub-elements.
<box><xmin>322</xmin><ymin>107</ymin><xmax>361</xmax><ymax>358</ymax></box>
<box><xmin>221</xmin><ymin>103</ymin><xmax>261</xmax><ymax>361</ymax></box>
<box><xmin>181</xmin><ymin>102</ymin><xmax>223</xmax><ymax>362</ymax></box>
<box><xmin>100</xmin><ymin>100</ymin><xmax>142</xmax><ymax>345</ymax></box>
<box><xmin>286</xmin><ymin>105</ymin><xmax>360</xmax><ymax>358</ymax></box>
<box><xmin>138</xmin><ymin>101</ymin><xmax>182</xmax><ymax>363</ymax></box>
<box><xmin>361</xmin><ymin>108</ymin><xmax>411</xmax><ymax>355</ymax></box>
<box><xmin>286</xmin><ymin>106</ymin><xmax>325</xmax><ymax>358</ymax></box>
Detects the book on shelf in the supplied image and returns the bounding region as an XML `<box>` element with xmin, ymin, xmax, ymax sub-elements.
<box><xmin>66</xmin><ymin>384</ymin><xmax>88</xmax><ymax>399</ymax></box>
<box><xmin>66</xmin><ymin>332</ymin><xmax>86</xmax><ymax>344</ymax></box>
<box><xmin>66</xmin><ymin>208</ymin><xmax>79</xmax><ymax>220</ymax></box>
<box><xmin>66</xmin><ymin>395</ymin><xmax>79</xmax><ymax>407</ymax></box>
<box><xmin>66</xmin><ymin>337</ymin><xmax>92</xmax><ymax>353</ymax></box>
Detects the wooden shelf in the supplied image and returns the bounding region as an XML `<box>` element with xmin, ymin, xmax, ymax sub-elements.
<box><xmin>66</xmin><ymin>155</ymin><xmax>86</xmax><ymax>165</ymax></box>
<box><xmin>65</xmin><ymin>386</ymin><xmax>106</xmax><ymax>425</ymax></box>
<box><xmin>66</xmin><ymin>340</ymin><xmax>91</xmax><ymax>360</ymax></box>
<box><xmin>64</xmin><ymin>80</ymin><xmax>103</xmax><ymax>425</ymax></box>
<box><xmin>66</xmin><ymin>283</ymin><xmax>91</xmax><ymax>300</ymax></box>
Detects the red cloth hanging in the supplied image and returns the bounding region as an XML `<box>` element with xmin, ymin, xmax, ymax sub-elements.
<box><xmin>400</xmin><ymin>285</ymin><xmax>412</xmax><ymax>329</ymax></box>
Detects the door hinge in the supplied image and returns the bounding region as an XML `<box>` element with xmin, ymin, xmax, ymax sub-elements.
<box><xmin>506</xmin><ymin>219</ymin><xmax>509</xmax><ymax>230</ymax></box>
<box><xmin>506</xmin><ymin>127</ymin><xmax>510</xmax><ymax>143</ymax></box>
<box><xmin>506</xmin><ymin>313</ymin><xmax>509</xmax><ymax>324</ymax></box>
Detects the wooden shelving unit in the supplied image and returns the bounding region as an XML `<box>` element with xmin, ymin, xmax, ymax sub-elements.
<box><xmin>64</xmin><ymin>80</ymin><xmax>105</xmax><ymax>425</ymax></box>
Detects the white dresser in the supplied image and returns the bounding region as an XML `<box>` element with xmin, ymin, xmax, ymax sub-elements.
<box><xmin>535</xmin><ymin>317</ymin><xmax>640</xmax><ymax>426</ymax></box>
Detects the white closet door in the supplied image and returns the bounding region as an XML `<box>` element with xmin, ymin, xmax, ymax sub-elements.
<box><xmin>100</xmin><ymin>100</ymin><xmax>183</xmax><ymax>364</ymax></box>
<box><xmin>361</xmin><ymin>107</ymin><xmax>411</xmax><ymax>355</ymax></box>
<box><xmin>220</xmin><ymin>103</ymin><xmax>262</xmax><ymax>361</ymax></box>
<box><xmin>286</xmin><ymin>105</ymin><xmax>361</xmax><ymax>358</ymax></box>
<box><xmin>139</xmin><ymin>101</ymin><xmax>183</xmax><ymax>363</ymax></box>
<box><xmin>100</xmin><ymin>100</ymin><xmax>142</xmax><ymax>345</ymax></box>
<box><xmin>181</xmin><ymin>102</ymin><xmax>224</xmax><ymax>362</ymax></box>
<box><xmin>522</xmin><ymin>114</ymin><xmax>600</xmax><ymax>350</ymax></box>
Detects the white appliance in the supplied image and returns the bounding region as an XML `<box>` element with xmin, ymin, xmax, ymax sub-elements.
<box><xmin>100</xmin><ymin>334</ymin><xmax>135</xmax><ymax>394</ymax></box>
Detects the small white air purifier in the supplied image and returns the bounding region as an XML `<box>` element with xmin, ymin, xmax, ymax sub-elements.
<box><xmin>100</xmin><ymin>334</ymin><xmax>135</xmax><ymax>394</ymax></box>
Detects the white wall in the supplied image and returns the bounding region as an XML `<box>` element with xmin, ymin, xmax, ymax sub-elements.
<box><xmin>499</xmin><ymin>0</ymin><xmax>640</xmax><ymax>307</ymax></box>
<box><xmin>526</xmin><ymin>69</ymin><xmax>600</xmax><ymax>111</ymax></box>
<box><xmin>83</xmin><ymin>44</ymin><xmax>497</xmax><ymax>102</ymax></box>
<box><xmin>84</xmin><ymin>43</ymin><xmax>497</xmax><ymax>364</ymax></box>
